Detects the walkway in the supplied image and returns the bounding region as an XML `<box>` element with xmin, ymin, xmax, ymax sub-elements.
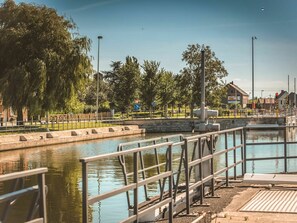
<box><xmin>158</xmin><ymin>180</ymin><xmax>297</xmax><ymax>223</ymax></box>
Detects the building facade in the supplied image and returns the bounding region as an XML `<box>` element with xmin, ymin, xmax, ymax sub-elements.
<box><xmin>223</xmin><ymin>81</ymin><xmax>249</xmax><ymax>108</ymax></box>
<box><xmin>275</xmin><ymin>90</ymin><xmax>289</xmax><ymax>111</ymax></box>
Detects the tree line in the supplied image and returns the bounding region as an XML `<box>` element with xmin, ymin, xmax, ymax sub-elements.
<box><xmin>0</xmin><ymin>0</ymin><xmax>228</xmax><ymax>122</ymax></box>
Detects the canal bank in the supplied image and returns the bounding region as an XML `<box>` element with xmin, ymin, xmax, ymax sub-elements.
<box><xmin>0</xmin><ymin>125</ymin><xmax>145</xmax><ymax>151</ymax></box>
<box><xmin>0</xmin><ymin>116</ymin><xmax>295</xmax><ymax>151</ymax></box>
<box><xmin>124</xmin><ymin>116</ymin><xmax>290</xmax><ymax>132</ymax></box>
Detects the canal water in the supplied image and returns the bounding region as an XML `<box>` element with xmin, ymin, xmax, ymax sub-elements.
<box><xmin>0</xmin><ymin>130</ymin><xmax>297</xmax><ymax>222</ymax></box>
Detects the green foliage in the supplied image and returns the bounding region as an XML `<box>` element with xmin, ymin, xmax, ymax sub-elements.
<box><xmin>180</xmin><ymin>44</ymin><xmax>228</xmax><ymax>115</ymax></box>
<box><xmin>158</xmin><ymin>70</ymin><xmax>176</xmax><ymax>117</ymax></box>
<box><xmin>83</xmin><ymin>73</ymin><xmax>109</xmax><ymax>111</ymax></box>
<box><xmin>105</xmin><ymin>57</ymin><xmax>140</xmax><ymax>113</ymax></box>
<box><xmin>140</xmin><ymin>60</ymin><xmax>161</xmax><ymax>113</ymax></box>
<box><xmin>0</xmin><ymin>0</ymin><xmax>92</xmax><ymax>121</ymax></box>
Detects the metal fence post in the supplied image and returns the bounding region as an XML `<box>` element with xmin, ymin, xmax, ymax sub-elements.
<box><xmin>38</xmin><ymin>173</ymin><xmax>47</xmax><ymax>223</ymax></box>
<box><xmin>168</xmin><ymin>144</ymin><xmax>173</xmax><ymax>223</ymax></box>
<box><xmin>233</xmin><ymin>130</ymin><xmax>237</xmax><ymax>180</ymax></box>
<box><xmin>82</xmin><ymin>162</ymin><xmax>89</xmax><ymax>223</ymax></box>
<box><xmin>133</xmin><ymin>152</ymin><xmax>139</xmax><ymax>223</ymax></box>
<box><xmin>240</xmin><ymin>128</ymin><xmax>244</xmax><ymax>176</ymax></box>
<box><xmin>210</xmin><ymin>135</ymin><xmax>215</xmax><ymax>196</ymax></box>
<box><xmin>224</xmin><ymin>132</ymin><xmax>229</xmax><ymax>186</ymax></box>
<box><xmin>284</xmin><ymin>127</ymin><xmax>288</xmax><ymax>173</ymax></box>
<box><xmin>184</xmin><ymin>138</ymin><xmax>190</xmax><ymax>214</ymax></box>
<box><xmin>243</xmin><ymin>128</ymin><xmax>247</xmax><ymax>174</ymax></box>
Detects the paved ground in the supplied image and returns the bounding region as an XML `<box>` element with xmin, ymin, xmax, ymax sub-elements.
<box><xmin>158</xmin><ymin>181</ymin><xmax>297</xmax><ymax>223</ymax></box>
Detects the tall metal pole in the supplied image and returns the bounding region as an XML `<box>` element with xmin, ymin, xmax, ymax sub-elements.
<box><xmin>294</xmin><ymin>77</ymin><xmax>296</xmax><ymax>108</ymax></box>
<box><xmin>201</xmin><ymin>45</ymin><xmax>206</xmax><ymax>122</ymax></box>
<box><xmin>252</xmin><ymin>36</ymin><xmax>257</xmax><ymax>109</ymax></box>
<box><xmin>288</xmin><ymin>75</ymin><xmax>290</xmax><ymax>93</ymax></box>
<box><xmin>96</xmin><ymin>36</ymin><xmax>103</xmax><ymax>119</ymax></box>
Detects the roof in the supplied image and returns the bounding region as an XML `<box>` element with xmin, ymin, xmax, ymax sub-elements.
<box><xmin>228</xmin><ymin>82</ymin><xmax>249</xmax><ymax>96</ymax></box>
<box><xmin>277</xmin><ymin>90</ymin><xmax>288</xmax><ymax>99</ymax></box>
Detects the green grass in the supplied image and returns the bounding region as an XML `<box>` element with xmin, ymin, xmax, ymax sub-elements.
<box><xmin>0</xmin><ymin>120</ymin><xmax>120</xmax><ymax>135</ymax></box>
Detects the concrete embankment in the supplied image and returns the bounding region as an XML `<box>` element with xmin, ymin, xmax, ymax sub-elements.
<box><xmin>123</xmin><ymin>117</ymin><xmax>288</xmax><ymax>132</ymax></box>
<box><xmin>0</xmin><ymin>125</ymin><xmax>145</xmax><ymax>152</ymax></box>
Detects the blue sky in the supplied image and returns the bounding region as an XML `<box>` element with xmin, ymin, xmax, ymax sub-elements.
<box><xmin>8</xmin><ymin>0</ymin><xmax>297</xmax><ymax>97</ymax></box>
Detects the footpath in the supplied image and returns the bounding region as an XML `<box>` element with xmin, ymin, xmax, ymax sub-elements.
<box><xmin>0</xmin><ymin>125</ymin><xmax>145</xmax><ymax>151</ymax></box>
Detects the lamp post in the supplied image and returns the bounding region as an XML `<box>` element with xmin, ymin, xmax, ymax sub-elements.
<box><xmin>252</xmin><ymin>36</ymin><xmax>257</xmax><ymax>109</ymax></box>
<box><xmin>96</xmin><ymin>36</ymin><xmax>103</xmax><ymax>120</ymax></box>
<box><xmin>261</xmin><ymin>90</ymin><xmax>264</xmax><ymax>98</ymax></box>
<box><xmin>201</xmin><ymin>45</ymin><xmax>206</xmax><ymax>122</ymax></box>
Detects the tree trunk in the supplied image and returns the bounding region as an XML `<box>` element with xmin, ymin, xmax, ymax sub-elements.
<box><xmin>17</xmin><ymin>107</ymin><xmax>24</xmax><ymax>125</ymax></box>
<box><xmin>190</xmin><ymin>103</ymin><xmax>194</xmax><ymax>118</ymax></box>
<box><xmin>164</xmin><ymin>104</ymin><xmax>168</xmax><ymax>118</ymax></box>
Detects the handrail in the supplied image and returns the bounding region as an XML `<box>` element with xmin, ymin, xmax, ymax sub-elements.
<box><xmin>80</xmin><ymin>141</ymin><xmax>175</xmax><ymax>223</ymax></box>
<box><xmin>80</xmin><ymin>125</ymin><xmax>297</xmax><ymax>222</ymax></box>
<box><xmin>0</xmin><ymin>168</ymin><xmax>48</xmax><ymax>223</ymax></box>
<box><xmin>80</xmin><ymin>127</ymin><xmax>246</xmax><ymax>222</ymax></box>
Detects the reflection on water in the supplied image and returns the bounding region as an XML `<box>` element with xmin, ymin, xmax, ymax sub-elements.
<box><xmin>0</xmin><ymin>133</ymin><xmax>185</xmax><ymax>223</ymax></box>
<box><xmin>0</xmin><ymin>129</ymin><xmax>297</xmax><ymax>222</ymax></box>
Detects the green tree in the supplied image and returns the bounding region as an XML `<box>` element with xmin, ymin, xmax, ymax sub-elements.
<box><xmin>181</xmin><ymin>44</ymin><xmax>228</xmax><ymax>117</ymax></box>
<box><xmin>104</xmin><ymin>61</ymin><xmax>122</xmax><ymax>111</ymax></box>
<box><xmin>140</xmin><ymin>60</ymin><xmax>161</xmax><ymax>116</ymax></box>
<box><xmin>0</xmin><ymin>0</ymin><xmax>92</xmax><ymax>123</ymax></box>
<box><xmin>158</xmin><ymin>69</ymin><xmax>176</xmax><ymax>117</ymax></box>
<box><xmin>84</xmin><ymin>73</ymin><xmax>109</xmax><ymax>112</ymax></box>
<box><xmin>106</xmin><ymin>57</ymin><xmax>140</xmax><ymax>114</ymax></box>
<box><xmin>175</xmin><ymin>73</ymin><xmax>192</xmax><ymax>116</ymax></box>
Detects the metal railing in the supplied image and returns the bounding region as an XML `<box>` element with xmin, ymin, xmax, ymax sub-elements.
<box><xmin>117</xmin><ymin>134</ymin><xmax>184</xmax><ymax>209</ymax></box>
<box><xmin>244</xmin><ymin>125</ymin><xmax>297</xmax><ymax>174</ymax></box>
<box><xmin>0</xmin><ymin>168</ymin><xmax>48</xmax><ymax>223</ymax></box>
<box><xmin>80</xmin><ymin>142</ymin><xmax>177</xmax><ymax>223</ymax></box>
<box><xmin>181</xmin><ymin>127</ymin><xmax>244</xmax><ymax>214</ymax></box>
<box><xmin>0</xmin><ymin>117</ymin><xmax>124</xmax><ymax>133</ymax></box>
<box><xmin>80</xmin><ymin>128</ymin><xmax>245</xmax><ymax>222</ymax></box>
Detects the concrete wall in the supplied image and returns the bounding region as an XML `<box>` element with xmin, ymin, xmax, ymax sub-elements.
<box><xmin>124</xmin><ymin>117</ymin><xmax>288</xmax><ymax>133</ymax></box>
<box><xmin>0</xmin><ymin>125</ymin><xmax>145</xmax><ymax>151</ymax></box>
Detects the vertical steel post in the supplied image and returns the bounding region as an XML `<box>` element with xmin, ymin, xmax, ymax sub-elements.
<box><xmin>184</xmin><ymin>138</ymin><xmax>190</xmax><ymax>214</ymax></box>
<box><xmin>210</xmin><ymin>135</ymin><xmax>215</xmax><ymax>196</ymax></box>
<box><xmin>38</xmin><ymin>173</ymin><xmax>47</xmax><ymax>223</ymax></box>
<box><xmin>168</xmin><ymin>144</ymin><xmax>173</xmax><ymax>223</ymax></box>
<box><xmin>243</xmin><ymin>128</ymin><xmax>247</xmax><ymax>174</ymax></box>
<box><xmin>201</xmin><ymin>46</ymin><xmax>206</xmax><ymax>122</ymax></box>
<box><xmin>224</xmin><ymin>132</ymin><xmax>229</xmax><ymax>186</ymax></box>
<box><xmin>198</xmin><ymin>138</ymin><xmax>203</xmax><ymax>205</ymax></box>
<box><xmin>233</xmin><ymin>131</ymin><xmax>237</xmax><ymax>180</ymax></box>
<box><xmin>133</xmin><ymin>152</ymin><xmax>139</xmax><ymax>222</ymax></box>
<box><xmin>153</xmin><ymin>140</ymin><xmax>162</xmax><ymax>195</ymax></box>
<box><xmin>138</xmin><ymin>142</ymin><xmax>148</xmax><ymax>200</ymax></box>
<box><xmin>82</xmin><ymin>162</ymin><xmax>88</xmax><ymax>223</ymax></box>
<box><xmin>240</xmin><ymin>129</ymin><xmax>244</xmax><ymax>176</ymax></box>
<box><xmin>96</xmin><ymin>36</ymin><xmax>103</xmax><ymax>120</ymax></box>
<box><xmin>284</xmin><ymin>127</ymin><xmax>288</xmax><ymax>173</ymax></box>
<box><xmin>252</xmin><ymin>36</ymin><xmax>257</xmax><ymax>109</ymax></box>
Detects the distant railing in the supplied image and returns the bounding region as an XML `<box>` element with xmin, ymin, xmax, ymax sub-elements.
<box><xmin>0</xmin><ymin>168</ymin><xmax>48</xmax><ymax>223</ymax></box>
<box><xmin>244</xmin><ymin>125</ymin><xmax>297</xmax><ymax>174</ymax></box>
<box><xmin>0</xmin><ymin>117</ymin><xmax>124</xmax><ymax>133</ymax></box>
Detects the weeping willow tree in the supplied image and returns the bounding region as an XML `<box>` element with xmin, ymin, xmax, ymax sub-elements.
<box><xmin>0</xmin><ymin>0</ymin><xmax>92</xmax><ymax>123</ymax></box>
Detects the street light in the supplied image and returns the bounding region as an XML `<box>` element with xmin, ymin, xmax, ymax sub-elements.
<box><xmin>252</xmin><ymin>36</ymin><xmax>257</xmax><ymax>109</ymax></box>
<box><xmin>261</xmin><ymin>90</ymin><xmax>264</xmax><ymax>98</ymax></box>
<box><xmin>96</xmin><ymin>36</ymin><xmax>103</xmax><ymax>120</ymax></box>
